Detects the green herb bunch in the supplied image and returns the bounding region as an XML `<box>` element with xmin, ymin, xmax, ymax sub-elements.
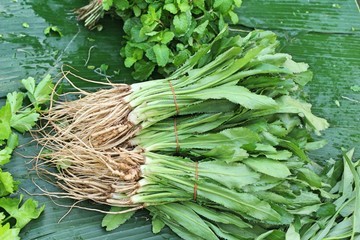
<box><xmin>0</xmin><ymin>75</ymin><xmax>53</xmax><ymax>239</ymax></box>
<box><xmin>77</xmin><ymin>0</ymin><xmax>242</xmax><ymax>80</ymax></box>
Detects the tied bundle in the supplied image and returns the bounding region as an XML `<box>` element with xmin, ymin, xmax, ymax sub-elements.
<box><xmin>36</xmin><ymin>30</ymin><xmax>335</xmax><ymax>239</ymax></box>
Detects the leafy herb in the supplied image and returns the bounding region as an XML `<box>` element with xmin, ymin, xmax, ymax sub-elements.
<box><xmin>35</xmin><ymin>30</ymin><xmax>342</xmax><ymax>239</ymax></box>
<box><xmin>0</xmin><ymin>75</ymin><xmax>53</xmax><ymax>238</ymax></box>
<box><xmin>77</xmin><ymin>0</ymin><xmax>243</xmax><ymax>80</ymax></box>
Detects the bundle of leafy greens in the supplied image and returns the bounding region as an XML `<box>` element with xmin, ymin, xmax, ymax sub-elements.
<box><xmin>33</xmin><ymin>28</ymin><xmax>360</xmax><ymax>240</ymax></box>
<box><xmin>76</xmin><ymin>0</ymin><xmax>242</xmax><ymax>80</ymax></box>
<box><xmin>0</xmin><ymin>75</ymin><xmax>53</xmax><ymax>239</ymax></box>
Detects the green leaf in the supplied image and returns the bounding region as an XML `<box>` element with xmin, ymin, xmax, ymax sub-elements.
<box><xmin>151</xmin><ymin>217</ymin><xmax>165</xmax><ymax>234</ymax></box>
<box><xmin>10</xmin><ymin>108</ymin><xmax>39</xmax><ymax>133</ymax></box>
<box><xmin>0</xmin><ymin>223</ymin><xmax>20</xmax><ymax>240</ymax></box>
<box><xmin>0</xmin><ymin>170</ymin><xmax>17</xmax><ymax>196</ymax></box>
<box><xmin>102</xmin><ymin>0</ymin><xmax>113</xmax><ymax>11</ymax></box>
<box><xmin>0</xmin><ymin>133</ymin><xmax>17</xmax><ymax>166</ymax></box>
<box><xmin>173</xmin><ymin>11</ymin><xmax>191</xmax><ymax>36</ymax></box>
<box><xmin>285</xmin><ymin>225</ymin><xmax>300</xmax><ymax>240</ymax></box>
<box><xmin>194</xmin><ymin>20</ymin><xmax>209</xmax><ymax>36</ymax></box>
<box><xmin>213</xmin><ymin>0</ymin><xmax>233</xmax><ymax>14</ymax></box>
<box><xmin>21</xmin><ymin>75</ymin><xmax>53</xmax><ymax>107</ymax></box>
<box><xmin>113</xmin><ymin>0</ymin><xmax>129</xmax><ymax>10</ymax></box>
<box><xmin>163</xmin><ymin>3</ymin><xmax>178</xmax><ymax>14</ymax></box>
<box><xmin>189</xmin><ymin>85</ymin><xmax>278</xmax><ymax>110</ymax></box>
<box><xmin>0</xmin><ymin>103</ymin><xmax>12</xmax><ymax>141</ymax></box>
<box><xmin>228</xmin><ymin>10</ymin><xmax>239</xmax><ymax>24</ymax></box>
<box><xmin>161</xmin><ymin>31</ymin><xmax>175</xmax><ymax>44</ymax></box>
<box><xmin>150</xmin><ymin>203</ymin><xmax>218</xmax><ymax>240</ymax></box>
<box><xmin>33</xmin><ymin>74</ymin><xmax>54</xmax><ymax>105</ymax></box>
<box><xmin>178</xmin><ymin>0</ymin><xmax>191</xmax><ymax>12</ymax></box>
<box><xmin>185</xmin><ymin>202</ymin><xmax>251</xmax><ymax>228</ymax></box>
<box><xmin>244</xmin><ymin>158</ymin><xmax>291</xmax><ymax>179</ymax></box>
<box><xmin>198</xmin><ymin>161</ymin><xmax>260</xmax><ymax>189</ymax></box>
<box><xmin>132</xmin><ymin>60</ymin><xmax>156</xmax><ymax>81</ymax></box>
<box><xmin>193</xmin><ymin>0</ymin><xmax>205</xmax><ymax>10</ymax></box>
<box><xmin>297</xmin><ymin>168</ymin><xmax>322</xmax><ymax>188</ymax></box>
<box><xmin>316</xmin><ymin>203</ymin><xmax>336</xmax><ymax>218</ymax></box>
<box><xmin>20</xmin><ymin>77</ymin><xmax>36</xmax><ymax>102</ymax></box>
<box><xmin>102</xmin><ymin>207</ymin><xmax>135</xmax><ymax>231</ymax></box>
<box><xmin>124</xmin><ymin>57</ymin><xmax>137</xmax><ymax>68</ymax></box>
<box><xmin>152</xmin><ymin>44</ymin><xmax>170</xmax><ymax>67</ymax></box>
<box><xmin>0</xmin><ymin>195</ymin><xmax>44</xmax><ymax>229</ymax></box>
<box><xmin>0</xmin><ymin>148</ymin><xmax>12</xmax><ymax>166</ymax></box>
<box><xmin>6</xmin><ymin>92</ymin><xmax>24</xmax><ymax>114</ymax></box>
<box><xmin>276</xmin><ymin>96</ymin><xmax>329</xmax><ymax>133</ymax></box>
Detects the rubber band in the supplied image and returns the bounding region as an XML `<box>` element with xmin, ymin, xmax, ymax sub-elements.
<box><xmin>193</xmin><ymin>161</ymin><xmax>199</xmax><ymax>201</ymax></box>
<box><xmin>173</xmin><ymin>117</ymin><xmax>180</xmax><ymax>152</ymax></box>
<box><xmin>168</xmin><ymin>80</ymin><xmax>180</xmax><ymax>115</ymax></box>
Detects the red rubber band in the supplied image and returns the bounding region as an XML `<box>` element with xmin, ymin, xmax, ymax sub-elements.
<box><xmin>173</xmin><ymin>117</ymin><xmax>180</xmax><ymax>152</ymax></box>
<box><xmin>193</xmin><ymin>161</ymin><xmax>199</xmax><ymax>201</ymax></box>
<box><xmin>168</xmin><ymin>80</ymin><xmax>180</xmax><ymax>115</ymax></box>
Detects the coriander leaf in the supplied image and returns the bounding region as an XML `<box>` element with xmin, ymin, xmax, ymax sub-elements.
<box><xmin>113</xmin><ymin>0</ymin><xmax>129</xmax><ymax>11</ymax></box>
<box><xmin>6</xmin><ymin>133</ymin><xmax>18</xmax><ymax>151</ymax></box>
<box><xmin>0</xmin><ymin>148</ymin><xmax>12</xmax><ymax>166</ymax></box>
<box><xmin>0</xmin><ymin>223</ymin><xmax>20</xmax><ymax>240</ymax></box>
<box><xmin>0</xmin><ymin>195</ymin><xmax>45</xmax><ymax>229</ymax></box>
<box><xmin>0</xmin><ymin>170</ymin><xmax>18</xmax><ymax>196</ymax></box>
<box><xmin>21</xmin><ymin>75</ymin><xmax>54</xmax><ymax>108</ymax></box>
<box><xmin>153</xmin><ymin>44</ymin><xmax>170</xmax><ymax>67</ymax></box>
<box><xmin>10</xmin><ymin>108</ymin><xmax>39</xmax><ymax>133</ymax></box>
<box><xmin>0</xmin><ymin>103</ymin><xmax>12</xmax><ymax>141</ymax></box>
<box><xmin>101</xmin><ymin>207</ymin><xmax>135</xmax><ymax>231</ymax></box>
<box><xmin>102</xmin><ymin>0</ymin><xmax>113</xmax><ymax>11</ymax></box>
<box><xmin>33</xmin><ymin>74</ymin><xmax>54</xmax><ymax>105</ymax></box>
<box><xmin>20</xmin><ymin>77</ymin><xmax>36</xmax><ymax>100</ymax></box>
<box><xmin>6</xmin><ymin>92</ymin><xmax>24</xmax><ymax>114</ymax></box>
<box><xmin>0</xmin><ymin>133</ymin><xmax>18</xmax><ymax>166</ymax></box>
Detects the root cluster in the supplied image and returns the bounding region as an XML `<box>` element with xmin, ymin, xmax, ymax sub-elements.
<box><xmin>35</xmin><ymin>83</ymin><xmax>145</xmax><ymax>208</ymax></box>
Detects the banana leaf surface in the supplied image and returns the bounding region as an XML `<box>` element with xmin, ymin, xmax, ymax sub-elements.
<box><xmin>0</xmin><ymin>0</ymin><xmax>360</xmax><ymax>239</ymax></box>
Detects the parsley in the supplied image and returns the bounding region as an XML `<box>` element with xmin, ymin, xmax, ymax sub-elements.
<box><xmin>0</xmin><ymin>74</ymin><xmax>53</xmax><ymax>238</ymax></box>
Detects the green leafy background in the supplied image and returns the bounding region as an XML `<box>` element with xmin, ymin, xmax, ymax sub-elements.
<box><xmin>0</xmin><ymin>0</ymin><xmax>359</xmax><ymax>239</ymax></box>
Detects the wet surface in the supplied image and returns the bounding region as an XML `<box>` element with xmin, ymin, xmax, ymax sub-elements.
<box><xmin>0</xmin><ymin>0</ymin><xmax>360</xmax><ymax>239</ymax></box>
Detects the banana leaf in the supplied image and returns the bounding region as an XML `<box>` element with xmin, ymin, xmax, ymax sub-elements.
<box><xmin>0</xmin><ymin>0</ymin><xmax>359</xmax><ymax>239</ymax></box>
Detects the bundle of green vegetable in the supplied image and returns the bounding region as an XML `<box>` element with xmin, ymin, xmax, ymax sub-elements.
<box><xmin>34</xmin><ymin>29</ymin><xmax>341</xmax><ymax>239</ymax></box>
<box><xmin>76</xmin><ymin>0</ymin><xmax>242</xmax><ymax>80</ymax></box>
